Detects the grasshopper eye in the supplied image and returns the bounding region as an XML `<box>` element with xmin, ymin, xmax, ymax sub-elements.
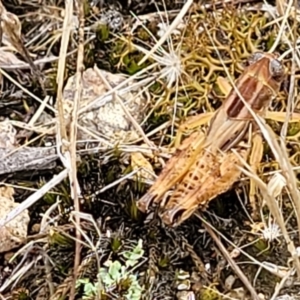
<box><xmin>269</xmin><ymin>59</ymin><xmax>285</xmax><ymax>81</ymax></box>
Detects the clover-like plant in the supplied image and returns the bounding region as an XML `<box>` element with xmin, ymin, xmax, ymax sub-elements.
<box><xmin>77</xmin><ymin>239</ymin><xmax>144</xmax><ymax>300</ymax></box>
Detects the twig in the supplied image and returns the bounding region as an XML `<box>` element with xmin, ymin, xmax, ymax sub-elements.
<box><xmin>0</xmin><ymin>146</ymin><xmax>57</xmax><ymax>175</ymax></box>
<box><xmin>68</xmin><ymin>0</ymin><xmax>85</xmax><ymax>299</ymax></box>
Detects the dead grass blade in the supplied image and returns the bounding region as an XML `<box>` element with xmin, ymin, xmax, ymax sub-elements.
<box><xmin>138</xmin><ymin>0</ymin><xmax>193</xmax><ymax>66</ymax></box>
<box><xmin>0</xmin><ymin>169</ymin><xmax>69</xmax><ymax>228</ymax></box>
<box><xmin>56</xmin><ymin>0</ymin><xmax>73</xmax><ymax>144</ymax></box>
<box><xmin>68</xmin><ymin>0</ymin><xmax>85</xmax><ymax>299</ymax></box>
<box><xmin>198</xmin><ymin>214</ymin><xmax>260</xmax><ymax>300</ymax></box>
<box><xmin>233</xmin><ymin>147</ymin><xmax>300</xmax><ymax>277</ymax></box>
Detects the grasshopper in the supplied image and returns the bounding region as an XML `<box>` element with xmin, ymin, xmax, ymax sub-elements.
<box><xmin>137</xmin><ymin>52</ymin><xmax>292</xmax><ymax>226</ymax></box>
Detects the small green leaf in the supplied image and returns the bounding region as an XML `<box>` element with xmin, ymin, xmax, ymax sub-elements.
<box><xmin>76</xmin><ymin>278</ymin><xmax>89</xmax><ymax>289</ymax></box>
<box><xmin>83</xmin><ymin>282</ymin><xmax>97</xmax><ymax>295</ymax></box>
<box><xmin>109</xmin><ymin>261</ymin><xmax>122</xmax><ymax>282</ymax></box>
<box><xmin>99</xmin><ymin>268</ymin><xmax>115</xmax><ymax>286</ymax></box>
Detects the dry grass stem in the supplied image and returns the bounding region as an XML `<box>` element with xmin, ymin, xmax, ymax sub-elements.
<box><xmin>198</xmin><ymin>212</ymin><xmax>293</xmax><ymax>278</ymax></box>
<box><xmin>269</xmin><ymin>0</ymin><xmax>295</xmax><ymax>53</ymax></box>
<box><xmin>0</xmin><ymin>168</ymin><xmax>69</xmax><ymax>228</ymax></box>
<box><xmin>270</xmin><ymin>268</ymin><xmax>295</xmax><ymax>299</ymax></box>
<box><xmin>28</xmin><ymin>95</ymin><xmax>52</xmax><ymax>126</ymax></box>
<box><xmin>0</xmin><ymin>68</ymin><xmax>55</xmax><ymax>112</ymax></box>
<box><xmin>138</xmin><ymin>0</ymin><xmax>193</xmax><ymax>65</ymax></box>
<box><xmin>66</xmin><ymin>1</ymin><xmax>85</xmax><ymax>298</ymax></box>
<box><xmin>199</xmin><ymin>214</ymin><xmax>260</xmax><ymax>300</ymax></box>
<box><xmin>233</xmin><ymin>151</ymin><xmax>300</xmax><ymax>277</ymax></box>
<box><xmin>55</xmin><ymin>0</ymin><xmax>73</xmax><ymax>144</ymax></box>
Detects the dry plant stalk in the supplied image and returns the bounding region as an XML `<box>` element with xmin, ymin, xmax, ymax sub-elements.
<box><xmin>235</xmin><ymin>154</ymin><xmax>300</xmax><ymax>277</ymax></box>
<box><xmin>55</xmin><ymin>0</ymin><xmax>74</xmax><ymax>145</ymax></box>
<box><xmin>67</xmin><ymin>0</ymin><xmax>85</xmax><ymax>299</ymax></box>
<box><xmin>137</xmin><ymin>52</ymin><xmax>286</xmax><ymax>226</ymax></box>
<box><xmin>200</xmin><ymin>216</ymin><xmax>260</xmax><ymax>300</ymax></box>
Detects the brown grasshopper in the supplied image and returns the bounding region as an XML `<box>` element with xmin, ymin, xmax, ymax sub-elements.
<box><xmin>136</xmin><ymin>52</ymin><xmax>288</xmax><ymax>226</ymax></box>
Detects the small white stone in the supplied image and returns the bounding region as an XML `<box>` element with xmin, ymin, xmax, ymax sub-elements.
<box><xmin>225</xmin><ymin>275</ymin><xmax>236</xmax><ymax>290</ymax></box>
<box><xmin>0</xmin><ymin>187</ymin><xmax>29</xmax><ymax>253</ymax></box>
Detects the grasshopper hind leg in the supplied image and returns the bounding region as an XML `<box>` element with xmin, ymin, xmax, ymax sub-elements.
<box><xmin>249</xmin><ymin>133</ymin><xmax>264</xmax><ymax>219</ymax></box>
<box><xmin>136</xmin><ymin>113</ymin><xmax>214</xmax><ymax>214</ymax></box>
<box><xmin>136</xmin><ymin>132</ymin><xmax>206</xmax><ymax>212</ymax></box>
<box><xmin>136</xmin><ymin>192</ymin><xmax>158</xmax><ymax>213</ymax></box>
